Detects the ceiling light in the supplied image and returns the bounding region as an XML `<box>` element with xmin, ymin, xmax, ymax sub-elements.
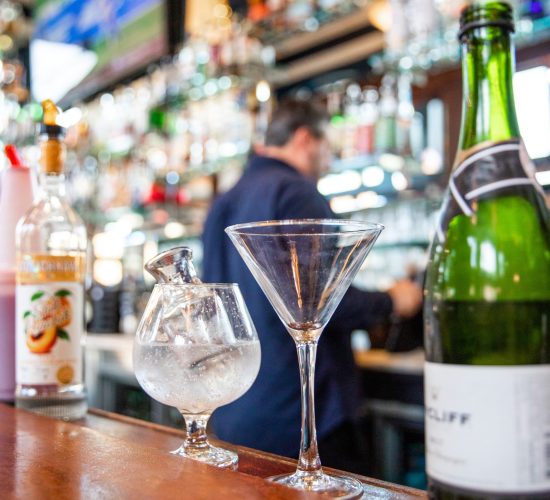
<box><xmin>318</xmin><ymin>170</ymin><xmax>362</xmax><ymax>196</ymax></box>
<box><xmin>330</xmin><ymin>195</ymin><xmax>357</xmax><ymax>214</ymax></box>
<box><xmin>256</xmin><ymin>80</ymin><xmax>271</xmax><ymax>103</ymax></box>
<box><xmin>391</xmin><ymin>171</ymin><xmax>408</xmax><ymax>191</ymax></box>
<box><xmin>362</xmin><ymin>166</ymin><xmax>385</xmax><ymax>187</ymax></box>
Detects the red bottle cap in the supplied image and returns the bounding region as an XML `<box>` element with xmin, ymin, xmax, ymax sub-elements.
<box><xmin>4</xmin><ymin>144</ymin><xmax>26</xmax><ymax>169</ymax></box>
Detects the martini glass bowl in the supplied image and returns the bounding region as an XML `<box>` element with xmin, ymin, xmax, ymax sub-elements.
<box><xmin>225</xmin><ymin>219</ymin><xmax>383</xmax><ymax>498</ymax></box>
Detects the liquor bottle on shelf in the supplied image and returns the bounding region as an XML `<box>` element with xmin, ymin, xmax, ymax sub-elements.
<box><xmin>356</xmin><ymin>86</ymin><xmax>378</xmax><ymax>156</ymax></box>
<box><xmin>375</xmin><ymin>74</ymin><xmax>398</xmax><ymax>154</ymax></box>
<box><xmin>424</xmin><ymin>3</ymin><xmax>550</xmax><ymax>499</ymax></box>
<box><xmin>396</xmin><ymin>72</ymin><xmax>414</xmax><ymax>157</ymax></box>
<box><xmin>15</xmin><ymin>100</ymin><xmax>88</xmax><ymax>420</ymax></box>
<box><xmin>341</xmin><ymin>83</ymin><xmax>361</xmax><ymax>159</ymax></box>
<box><xmin>326</xmin><ymin>83</ymin><xmax>346</xmax><ymax>159</ymax></box>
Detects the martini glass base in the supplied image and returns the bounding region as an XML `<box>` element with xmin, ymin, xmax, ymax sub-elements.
<box><xmin>268</xmin><ymin>470</ymin><xmax>364</xmax><ymax>499</ymax></box>
<box><xmin>171</xmin><ymin>444</ymin><xmax>238</xmax><ymax>469</ymax></box>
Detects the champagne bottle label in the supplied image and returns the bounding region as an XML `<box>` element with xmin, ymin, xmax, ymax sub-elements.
<box><xmin>425</xmin><ymin>362</ymin><xmax>550</xmax><ymax>494</ymax></box>
<box><xmin>436</xmin><ymin>139</ymin><xmax>548</xmax><ymax>242</ymax></box>
<box><xmin>16</xmin><ymin>256</ymin><xmax>84</xmax><ymax>386</ymax></box>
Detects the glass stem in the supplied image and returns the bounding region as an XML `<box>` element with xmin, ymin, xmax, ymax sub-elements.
<box><xmin>182</xmin><ymin>413</ymin><xmax>211</xmax><ymax>454</ymax></box>
<box><xmin>295</xmin><ymin>340</ymin><xmax>322</xmax><ymax>474</ymax></box>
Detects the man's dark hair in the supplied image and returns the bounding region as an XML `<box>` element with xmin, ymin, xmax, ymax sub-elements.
<box><xmin>264</xmin><ymin>98</ymin><xmax>329</xmax><ymax>147</ymax></box>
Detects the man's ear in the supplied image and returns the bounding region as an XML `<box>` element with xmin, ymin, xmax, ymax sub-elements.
<box><xmin>292</xmin><ymin>126</ymin><xmax>313</xmax><ymax>147</ymax></box>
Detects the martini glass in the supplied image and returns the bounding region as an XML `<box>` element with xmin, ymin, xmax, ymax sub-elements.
<box><xmin>225</xmin><ymin>219</ymin><xmax>383</xmax><ymax>498</ymax></box>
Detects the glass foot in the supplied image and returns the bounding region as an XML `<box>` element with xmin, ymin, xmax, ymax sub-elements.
<box><xmin>171</xmin><ymin>444</ymin><xmax>238</xmax><ymax>469</ymax></box>
<box><xmin>269</xmin><ymin>470</ymin><xmax>364</xmax><ymax>499</ymax></box>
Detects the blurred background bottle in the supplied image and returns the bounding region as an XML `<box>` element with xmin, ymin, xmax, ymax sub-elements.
<box><xmin>375</xmin><ymin>74</ymin><xmax>398</xmax><ymax>154</ymax></box>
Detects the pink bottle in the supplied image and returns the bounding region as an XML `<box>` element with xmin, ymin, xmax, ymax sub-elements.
<box><xmin>0</xmin><ymin>145</ymin><xmax>35</xmax><ymax>401</ymax></box>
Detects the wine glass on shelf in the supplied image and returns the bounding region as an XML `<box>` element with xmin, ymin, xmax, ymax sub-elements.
<box><xmin>226</xmin><ymin>219</ymin><xmax>384</xmax><ymax>498</ymax></box>
<box><xmin>133</xmin><ymin>282</ymin><xmax>261</xmax><ymax>468</ymax></box>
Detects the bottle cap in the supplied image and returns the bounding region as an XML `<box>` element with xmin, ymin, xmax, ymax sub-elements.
<box><xmin>4</xmin><ymin>145</ymin><xmax>27</xmax><ymax>169</ymax></box>
<box><xmin>0</xmin><ymin>148</ymin><xmax>34</xmax><ymax>269</ymax></box>
<box><xmin>459</xmin><ymin>2</ymin><xmax>514</xmax><ymax>41</ymax></box>
<box><xmin>39</xmin><ymin>99</ymin><xmax>64</xmax><ymax>138</ymax></box>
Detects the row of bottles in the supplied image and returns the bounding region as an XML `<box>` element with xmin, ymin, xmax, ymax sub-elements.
<box><xmin>170</xmin><ymin>32</ymin><xmax>274</xmax><ymax>89</ymax></box>
<box><xmin>320</xmin><ymin>73</ymin><xmax>445</xmax><ymax>184</ymax></box>
<box><xmin>245</xmin><ymin>0</ymin><xmax>359</xmax><ymax>34</ymax></box>
<box><xmin>83</xmin><ymin>82</ymin><xmax>255</xmax><ymax>168</ymax></box>
<box><xmin>325</xmin><ymin>73</ymin><xmax>423</xmax><ymax>162</ymax></box>
<box><xmin>372</xmin><ymin>0</ymin><xmax>550</xmax><ymax>75</ymax></box>
<box><xmin>380</xmin><ymin>0</ymin><xmax>463</xmax><ymax>71</ymax></box>
<box><xmin>50</xmin><ymin>19</ymin><xmax>274</xmax><ymax>216</ymax></box>
<box><xmin>56</xmin><ymin>86</ymin><xmax>256</xmax><ymax>223</ymax></box>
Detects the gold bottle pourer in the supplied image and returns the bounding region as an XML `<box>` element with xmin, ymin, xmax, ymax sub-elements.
<box><xmin>42</xmin><ymin>99</ymin><xmax>60</xmax><ymax>126</ymax></box>
<box><xmin>40</xmin><ymin>99</ymin><xmax>65</xmax><ymax>175</ymax></box>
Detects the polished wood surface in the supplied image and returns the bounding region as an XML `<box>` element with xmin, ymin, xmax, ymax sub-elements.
<box><xmin>0</xmin><ymin>404</ymin><xmax>427</xmax><ymax>499</ymax></box>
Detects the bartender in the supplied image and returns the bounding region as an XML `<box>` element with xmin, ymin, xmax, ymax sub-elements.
<box><xmin>202</xmin><ymin>98</ymin><xmax>422</xmax><ymax>473</ymax></box>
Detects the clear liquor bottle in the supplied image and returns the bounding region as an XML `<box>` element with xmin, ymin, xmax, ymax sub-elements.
<box><xmin>424</xmin><ymin>2</ymin><xmax>550</xmax><ymax>498</ymax></box>
<box><xmin>15</xmin><ymin>100</ymin><xmax>88</xmax><ymax>420</ymax></box>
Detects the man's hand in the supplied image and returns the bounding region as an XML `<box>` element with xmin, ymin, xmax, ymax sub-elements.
<box><xmin>388</xmin><ymin>280</ymin><xmax>423</xmax><ymax>319</ymax></box>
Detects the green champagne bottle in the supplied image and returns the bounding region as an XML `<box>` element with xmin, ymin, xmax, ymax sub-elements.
<box><xmin>424</xmin><ymin>2</ymin><xmax>550</xmax><ymax>499</ymax></box>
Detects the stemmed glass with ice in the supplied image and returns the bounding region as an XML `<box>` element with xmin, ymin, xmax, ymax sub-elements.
<box><xmin>133</xmin><ymin>247</ymin><xmax>261</xmax><ymax>468</ymax></box>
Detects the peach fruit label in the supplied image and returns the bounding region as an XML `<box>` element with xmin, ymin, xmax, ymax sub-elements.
<box><xmin>16</xmin><ymin>282</ymin><xmax>83</xmax><ymax>386</ymax></box>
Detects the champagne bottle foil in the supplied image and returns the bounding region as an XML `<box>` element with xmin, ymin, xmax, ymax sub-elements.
<box><xmin>435</xmin><ymin>140</ymin><xmax>549</xmax><ymax>243</ymax></box>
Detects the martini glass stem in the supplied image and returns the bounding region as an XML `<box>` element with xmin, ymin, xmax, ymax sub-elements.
<box><xmin>296</xmin><ymin>340</ymin><xmax>322</xmax><ymax>474</ymax></box>
<box><xmin>182</xmin><ymin>413</ymin><xmax>211</xmax><ymax>453</ymax></box>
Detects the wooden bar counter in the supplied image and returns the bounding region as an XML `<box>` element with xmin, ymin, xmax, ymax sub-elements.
<box><xmin>0</xmin><ymin>404</ymin><xmax>427</xmax><ymax>499</ymax></box>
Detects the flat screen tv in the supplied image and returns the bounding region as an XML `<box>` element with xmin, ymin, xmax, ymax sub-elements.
<box><xmin>31</xmin><ymin>0</ymin><xmax>180</xmax><ymax>105</ymax></box>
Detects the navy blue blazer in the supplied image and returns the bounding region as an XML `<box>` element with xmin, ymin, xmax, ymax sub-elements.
<box><xmin>202</xmin><ymin>155</ymin><xmax>393</xmax><ymax>457</ymax></box>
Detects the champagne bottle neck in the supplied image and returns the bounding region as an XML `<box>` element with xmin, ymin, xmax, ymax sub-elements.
<box><xmin>458</xmin><ymin>26</ymin><xmax>520</xmax><ymax>153</ymax></box>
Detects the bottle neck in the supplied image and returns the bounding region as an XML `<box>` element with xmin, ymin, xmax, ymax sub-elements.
<box><xmin>458</xmin><ymin>26</ymin><xmax>520</xmax><ymax>152</ymax></box>
<box><xmin>39</xmin><ymin>172</ymin><xmax>66</xmax><ymax>198</ymax></box>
